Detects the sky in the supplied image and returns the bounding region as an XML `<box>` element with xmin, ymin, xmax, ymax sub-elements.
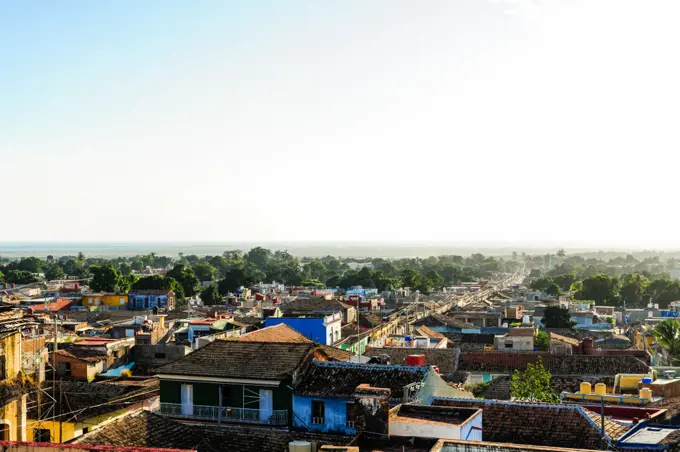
<box><xmin>2</xmin><ymin>0</ymin><xmax>680</xmax><ymax>248</ymax></box>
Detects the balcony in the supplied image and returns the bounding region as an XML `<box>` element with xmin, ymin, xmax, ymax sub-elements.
<box><xmin>156</xmin><ymin>403</ymin><xmax>288</xmax><ymax>426</ymax></box>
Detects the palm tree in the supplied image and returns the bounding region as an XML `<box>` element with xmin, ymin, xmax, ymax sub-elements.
<box><xmin>653</xmin><ymin>319</ymin><xmax>680</xmax><ymax>364</ymax></box>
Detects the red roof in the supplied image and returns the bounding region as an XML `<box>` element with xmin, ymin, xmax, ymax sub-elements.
<box><xmin>28</xmin><ymin>298</ymin><xmax>73</xmax><ymax>313</ymax></box>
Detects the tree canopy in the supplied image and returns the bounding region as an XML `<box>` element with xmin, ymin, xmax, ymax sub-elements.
<box><xmin>509</xmin><ymin>357</ymin><xmax>558</xmax><ymax>402</ymax></box>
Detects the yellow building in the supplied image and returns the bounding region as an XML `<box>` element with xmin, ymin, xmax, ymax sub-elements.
<box><xmin>26</xmin><ymin>379</ymin><xmax>158</xmax><ymax>443</ymax></box>
<box><xmin>0</xmin><ymin>312</ymin><xmax>43</xmax><ymax>441</ymax></box>
<box><xmin>81</xmin><ymin>294</ymin><xmax>128</xmax><ymax>307</ymax></box>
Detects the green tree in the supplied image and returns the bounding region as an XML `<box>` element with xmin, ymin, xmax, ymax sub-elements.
<box><xmin>167</xmin><ymin>264</ymin><xmax>200</xmax><ymax>298</ymax></box>
<box><xmin>43</xmin><ymin>264</ymin><xmax>65</xmax><ymax>281</ymax></box>
<box><xmin>654</xmin><ymin>319</ymin><xmax>680</xmax><ymax>364</ymax></box>
<box><xmin>579</xmin><ymin>274</ymin><xmax>618</xmax><ymax>304</ymax></box>
<box><xmin>16</xmin><ymin>257</ymin><xmax>43</xmax><ymax>273</ymax></box>
<box><xmin>119</xmin><ymin>262</ymin><xmax>133</xmax><ymax>276</ymax></box>
<box><xmin>192</xmin><ymin>263</ymin><xmax>217</xmax><ymax>283</ymax></box>
<box><xmin>534</xmin><ymin>330</ymin><xmax>549</xmax><ymax>351</ymax></box>
<box><xmin>400</xmin><ymin>269</ymin><xmax>421</xmax><ymax>288</ymax></box>
<box><xmin>509</xmin><ymin>357</ymin><xmax>558</xmax><ymax>402</ymax></box>
<box><xmin>118</xmin><ymin>274</ymin><xmax>139</xmax><ymax>293</ymax></box>
<box><xmin>619</xmin><ymin>273</ymin><xmax>649</xmax><ymax>307</ymax></box>
<box><xmin>4</xmin><ymin>270</ymin><xmax>38</xmax><ymax>284</ymax></box>
<box><xmin>246</xmin><ymin>247</ymin><xmax>272</xmax><ymax>272</ymax></box>
<box><xmin>529</xmin><ymin>269</ymin><xmax>542</xmax><ymax>278</ymax></box>
<box><xmin>89</xmin><ymin>265</ymin><xmax>121</xmax><ymax>292</ymax></box>
<box><xmin>557</xmin><ymin>249</ymin><xmax>566</xmax><ymax>259</ymax></box>
<box><xmin>542</xmin><ymin>306</ymin><xmax>575</xmax><ymax>329</ymax></box>
<box><xmin>425</xmin><ymin>269</ymin><xmax>444</xmax><ymax>289</ymax></box>
<box><xmin>546</xmin><ymin>283</ymin><xmax>560</xmax><ymax>296</ymax></box>
<box><xmin>552</xmin><ymin>272</ymin><xmax>577</xmax><ymax>292</ymax></box>
<box><xmin>201</xmin><ymin>284</ymin><xmax>222</xmax><ymax>306</ymax></box>
<box><xmin>131</xmin><ymin>260</ymin><xmax>144</xmax><ymax>271</ymax></box>
<box><xmin>218</xmin><ymin>265</ymin><xmax>254</xmax><ymax>295</ymax></box>
<box><xmin>531</xmin><ymin>277</ymin><xmax>554</xmax><ymax>292</ymax></box>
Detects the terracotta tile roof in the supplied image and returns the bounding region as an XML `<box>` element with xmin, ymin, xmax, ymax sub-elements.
<box><xmin>364</xmin><ymin>347</ymin><xmax>459</xmax><ymax>374</ymax></box>
<box><xmin>550</xmin><ymin>332</ymin><xmax>580</xmax><ymax>347</ymax></box>
<box><xmin>236</xmin><ymin>324</ymin><xmax>312</xmax><ymax>343</ymax></box>
<box><xmin>74</xmin><ymin>410</ymin><xmax>351</xmax><ymax>452</ymax></box>
<box><xmin>581</xmin><ymin>406</ymin><xmax>632</xmax><ymax>439</ymax></box>
<box><xmin>431</xmin><ymin>398</ymin><xmax>631</xmax><ymax>449</ymax></box>
<box><xmin>281</xmin><ymin>298</ymin><xmax>347</xmax><ymax>314</ymax></box>
<box><xmin>294</xmin><ymin>360</ymin><xmax>429</xmax><ymax>401</ymax></box>
<box><xmin>315</xmin><ymin>344</ymin><xmax>352</xmax><ymax>361</ymax></box>
<box><xmin>415</xmin><ymin>325</ymin><xmax>446</xmax><ymax>339</ymax></box>
<box><xmin>53</xmin><ymin>347</ymin><xmax>108</xmax><ymax>363</ymax></box>
<box><xmin>156</xmin><ymin>341</ymin><xmax>314</xmax><ymax>380</ymax></box>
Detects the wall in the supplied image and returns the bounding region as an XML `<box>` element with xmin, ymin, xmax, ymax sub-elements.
<box><xmin>390</xmin><ymin>418</ymin><xmax>461</xmax><ymax>440</ymax></box>
<box><xmin>1</xmin><ymin>332</ymin><xmax>22</xmax><ymax>379</ymax></box>
<box><xmin>265</xmin><ymin>318</ymin><xmax>327</xmax><ymax>344</ymax></box>
<box><xmin>102</xmin><ymin>295</ymin><xmax>127</xmax><ymax>307</ymax></box>
<box><xmin>52</xmin><ymin>355</ymin><xmax>98</xmax><ymax>381</ymax></box>
<box><xmin>494</xmin><ymin>336</ymin><xmax>533</xmax><ymax>351</ymax></box>
<box><xmin>293</xmin><ymin>396</ymin><xmax>356</xmax><ymax>435</ymax></box>
<box><xmin>24</xmin><ymin>420</ymin><xmax>75</xmax><ymax>443</ymax></box>
<box><xmin>131</xmin><ymin>344</ymin><xmax>190</xmax><ymax>371</ymax></box>
<box><xmin>0</xmin><ymin>398</ymin><xmax>25</xmax><ymax>442</ymax></box>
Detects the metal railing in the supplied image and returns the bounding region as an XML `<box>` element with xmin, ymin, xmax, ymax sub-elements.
<box><xmin>156</xmin><ymin>403</ymin><xmax>288</xmax><ymax>426</ymax></box>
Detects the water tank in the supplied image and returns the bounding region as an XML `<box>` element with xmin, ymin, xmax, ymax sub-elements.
<box><xmin>580</xmin><ymin>382</ymin><xmax>592</xmax><ymax>394</ymax></box>
<box><xmin>406</xmin><ymin>355</ymin><xmax>426</xmax><ymax>366</ymax></box>
<box><xmin>642</xmin><ymin>377</ymin><xmax>653</xmax><ymax>384</ymax></box>
<box><xmin>289</xmin><ymin>441</ymin><xmax>312</xmax><ymax>452</ymax></box>
<box><xmin>640</xmin><ymin>388</ymin><xmax>653</xmax><ymax>400</ymax></box>
<box><xmin>594</xmin><ymin>383</ymin><xmax>607</xmax><ymax>396</ymax></box>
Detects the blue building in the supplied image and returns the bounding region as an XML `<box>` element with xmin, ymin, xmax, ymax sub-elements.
<box><xmin>292</xmin><ymin>361</ymin><xmax>470</xmax><ymax>434</ymax></box>
<box><xmin>128</xmin><ymin>290</ymin><xmax>176</xmax><ymax>311</ymax></box>
<box><xmin>265</xmin><ymin>313</ymin><xmax>342</xmax><ymax>345</ymax></box>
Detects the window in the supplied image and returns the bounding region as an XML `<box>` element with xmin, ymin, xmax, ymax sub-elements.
<box><xmin>311</xmin><ymin>400</ymin><xmax>325</xmax><ymax>425</ymax></box>
<box><xmin>221</xmin><ymin>386</ymin><xmax>232</xmax><ymax>408</ymax></box>
<box><xmin>82</xmin><ymin>427</ymin><xmax>89</xmax><ymax>434</ymax></box>
<box><xmin>346</xmin><ymin>402</ymin><xmax>359</xmax><ymax>428</ymax></box>
<box><xmin>0</xmin><ymin>358</ymin><xmax>5</xmax><ymax>380</ymax></box>
<box><xmin>60</xmin><ymin>362</ymin><xmax>71</xmax><ymax>378</ymax></box>
<box><xmin>504</xmin><ymin>341</ymin><xmax>513</xmax><ymax>349</ymax></box>
<box><xmin>34</xmin><ymin>428</ymin><xmax>51</xmax><ymax>442</ymax></box>
<box><xmin>154</xmin><ymin>353</ymin><xmax>166</xmax><ymax>360</ymax></box>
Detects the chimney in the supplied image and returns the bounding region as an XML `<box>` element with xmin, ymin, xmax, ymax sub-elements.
<box><xmin>353</xmin><ymin>384</ymin><xmax>391</xmax><ymax>439</ymax></box>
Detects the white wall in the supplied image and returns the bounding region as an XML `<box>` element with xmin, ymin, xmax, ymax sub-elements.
<box><xmin>390</xmin><ymin>419</ymin><xmax>461</xmax><ymax>439</ymax></box>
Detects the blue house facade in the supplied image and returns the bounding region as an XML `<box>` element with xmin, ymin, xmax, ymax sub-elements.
<box><xmin>265</xmin><ymin>313</ymin><xmax>342</xmax><ymax>345</ymax></box>
<box><xmin>128</xmin><ymin>290</ymin><xmax>176</xmax><ymax>311</ymax></box>
<box><xmin>293</xmin><ymin>395</ymin><xmax>358</xmax><ymax>435</ymax></box>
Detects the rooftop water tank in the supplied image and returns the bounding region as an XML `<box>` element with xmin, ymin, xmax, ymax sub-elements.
<box><xmin>289</xmin><ymin>441</ymin><xmax>311</xmax><ymax>452</ymax></box>
<box><xmin>580</xmin><ymin>382</ymin><xmax>592</xmax><ymax>394</ymax></box>
<box><xmin>594</xmin><ymin>383</ymin><xmax>607</xmax><ymax>396</ymax></box>
<box><xmin>642</xmin><ymin>377</ymin><xmax>653</xmax><ymax>384</ymax></box>
<box><xmin>640</xmin><ymin>388</ymin><xmax>653</xmax><ymax>400</ymax></box>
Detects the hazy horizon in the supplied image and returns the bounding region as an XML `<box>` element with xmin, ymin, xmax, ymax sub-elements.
<box><xmin>3</xmin><ymin>241</ymin><xmax>680</xmax><ymax>259</ymax></box>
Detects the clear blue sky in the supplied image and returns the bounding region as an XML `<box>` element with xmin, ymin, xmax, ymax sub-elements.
<box><xmin>2</xmin><ymin>1</ymin><xmax>680</xmax><ymax>247</ymax></box>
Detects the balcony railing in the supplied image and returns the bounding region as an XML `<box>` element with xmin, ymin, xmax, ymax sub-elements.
<box><xmin>156</xmin><ymin>403</ymin><xmax>288</xmax><ymax>426</ymax></box>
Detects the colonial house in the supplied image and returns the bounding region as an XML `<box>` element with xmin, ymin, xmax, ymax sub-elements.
<box><xmin>265</xmin><ymin>312</ymin><xmax>342</xmax><ymax>346</ymax></box>
<box><xmin>155</xmin><ymin>341</ymin><xmax>320</xmax><ymax>427</ymax></box>
<box><xmin>292</xmin><ymin>361</ymin><xmax>473</xmax><ymax>435</ymax></box>
<box><xmin>52</xmin><ymin>337</ymin><xmax>135</xmax><ymax>381</ymax></box>
<box><xmin>128</xmin><ymin>290</ymin><xmax>176</xmax><ymax>311</ymax></box>
<box><xmin>0</xmin><ymin>310</ymin><xmax>40</xmax><ymax>441</ymax></box>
